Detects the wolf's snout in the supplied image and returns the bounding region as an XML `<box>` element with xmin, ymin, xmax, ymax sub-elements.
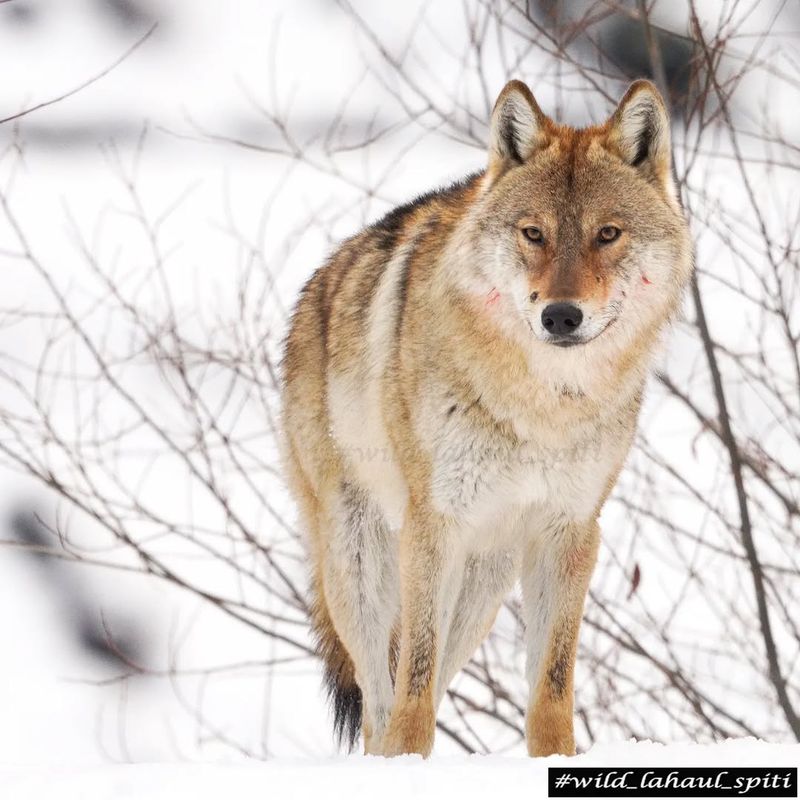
<box><xmin>541</xmin><ymin>303</ymin><xmax>583</xmax><ymax>335</ymax></box>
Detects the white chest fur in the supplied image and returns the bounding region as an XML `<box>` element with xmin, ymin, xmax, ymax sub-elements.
<box><xmin>427</xmin><ymin>400</ymin><xmax>628</xmax><ymax>535</ymax></box>
<box><xmin>330</xmin><ymin>365</ymin><xmax>634</xmax><ymax>542</ymax></box>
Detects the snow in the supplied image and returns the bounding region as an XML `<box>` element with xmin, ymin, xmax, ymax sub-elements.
<box><xmin>2</xmin><ymin>741</ymin><xmax>798</xmax><ymax>800</ymax></box>
<box><xmin>1</xmin><ymin>0</ymin><xmax>799</xmax><ymax>770</ymax></box>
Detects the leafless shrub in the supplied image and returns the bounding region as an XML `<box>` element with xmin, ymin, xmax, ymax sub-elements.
<box><xmin>1</xmin><ymin>0</ymin><xmax>798</xmax><ymax>755</ymax></box>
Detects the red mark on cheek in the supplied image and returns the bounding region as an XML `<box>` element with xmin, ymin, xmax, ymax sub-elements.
<box><xmin>641</xmin><ymin>274</ymin><xmax>652</xmax><ymax>285</ymax></box>
<box><xmin>485</xmin><ymin>287</ymin><xmax>501</xmax><ymax>307</ymax></box>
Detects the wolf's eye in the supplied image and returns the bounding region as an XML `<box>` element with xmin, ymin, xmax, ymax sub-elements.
<box><xmin>522</xmin><ymin>226</ymin><xmax>544</xmax><ymax>244</ymax></box>
<box><xmin>597</xmin><ymin>225</ymin><xmax>621</xmax><ymax>244</ymax></box>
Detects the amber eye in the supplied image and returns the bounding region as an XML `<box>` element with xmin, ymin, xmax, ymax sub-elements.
<box><xmin>597</xmin><ymin>225</ymin><xmax>621</xmax><ymax>244</ymax></box>
<box><xmin>522</xmin><ymin>226</ymin><xmax>544</xmax><ymax>244</ymax></box>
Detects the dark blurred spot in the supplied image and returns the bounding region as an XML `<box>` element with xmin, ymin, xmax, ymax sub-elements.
<box><xmin>98</xmin><ymin>0</ymin><xmax>155</xmax><ymax>30</ymax></box>
<box><xmin>8</xmin><ymin>508</ymin><xmax>148</xmax><ymax>670</ymax></box>
<box><xmin>12</xmin><ymin>121</ymin><xmax>143</xmax><ymax>150</ymax></box>
<box><xmin>527</xmin><ymin>0</ymin><xmax>697</xmax><ymax>116</ymax></box>
<box><xmin>10</xmin><ymin>508</ymin><xmax>49</xmax><ymax>557</ymax></box>
<box><xmin>78</xmin><ymin>616</ymin><xmax>143</xmax><ymax>667</ymax></box>
<box><xmin>3</xmin><ymin>1</ymin><xmax>37</xmax><ymax>25</ymax></box>
<box><xmin>599</xmin><ymin>16</ymin><xmax>694</xmax><ymax>106</ymax></box>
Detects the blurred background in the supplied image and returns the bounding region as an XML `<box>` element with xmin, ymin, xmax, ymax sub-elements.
<box><xmin>0</xmin><ymin>0</ymin><xmax>798</xmax><ymax>763</ymax></box>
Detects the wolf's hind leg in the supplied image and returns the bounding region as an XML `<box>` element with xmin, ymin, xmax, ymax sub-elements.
<box><xmin>322</xmin><ymin>480</ymin><xmax>399</xmax><ymax>754</ymax></box>
<box><xmin>434</xmin><ymin>549</ymin><xmax>518</xmax><ymax>707</ymax></box>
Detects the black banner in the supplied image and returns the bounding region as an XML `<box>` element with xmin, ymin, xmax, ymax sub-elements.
<box><xmin>548</xmin><ymin>767</ymin><xmax>797</xmax><ymax>797</ymax></box>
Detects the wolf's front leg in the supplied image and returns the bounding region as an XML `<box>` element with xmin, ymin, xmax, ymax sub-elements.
<box><xmin>522</xmin><ymin>519</ymin><xmax>600</xmax><ymax>757</ymax></box>
<box><xmin>381</xmin><ymin>507</ymin><xmax>459</xmax><ymax>757</ymax></box>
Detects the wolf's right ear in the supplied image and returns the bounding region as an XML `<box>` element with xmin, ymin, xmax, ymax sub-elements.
<box><xmin>607</xmin><ymin>80</ymin><xmax>674</xmax><ymax>196</ymax></box>
<box><xmin>488</xmin><ymin>80</ymin><xmax>548</xmax><ymax>177</ymax></box>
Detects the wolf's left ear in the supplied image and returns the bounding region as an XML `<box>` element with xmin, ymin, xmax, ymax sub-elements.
<box><xmin>608</xmin><ymin>80</ymin><xmax>675</xmax><ymax>195</ymax></box>
<box><xmin>488</xmin><ymin>80</ymin><xmax>548</xmax><ymax>176</ymax></box>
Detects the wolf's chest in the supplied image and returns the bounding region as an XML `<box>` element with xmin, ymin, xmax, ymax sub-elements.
<box><xmin>429</xmin><ymin>411</ymin><xmax>620</xmax><ymax>528</ymax></box>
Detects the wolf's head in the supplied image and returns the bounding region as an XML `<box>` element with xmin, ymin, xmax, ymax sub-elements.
<box><xmin>457</xmin><ymin>79</ymin><xmax>692</xmax><ymax>357</ymax></box>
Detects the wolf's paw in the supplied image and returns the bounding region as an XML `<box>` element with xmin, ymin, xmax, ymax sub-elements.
<box><xmin>381</xmin><ymin>702</ymin><xmax>435</xmax><ymax>757</ymax></box>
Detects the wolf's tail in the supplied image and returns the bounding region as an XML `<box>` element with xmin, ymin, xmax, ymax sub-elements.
<box><xmin>310</xmin><ymin>577</ymin><xmax>362</xmax><ymax>751</ymax></box>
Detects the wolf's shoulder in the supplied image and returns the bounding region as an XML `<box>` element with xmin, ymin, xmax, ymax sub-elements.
<box><xmin>366</xmin><ymin>171</ymin><xmax>484</xmax><ymax>243</ymax></box>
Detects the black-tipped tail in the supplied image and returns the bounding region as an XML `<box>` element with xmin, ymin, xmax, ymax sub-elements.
<box><xmin>311</xmin><ymin>591</ymin><xmax>362</xmax><ymax>751</ymax></box>
<box><xmin>323</xmin><ymin>660</ymin><xmax>363</xmax><ymax>751</ymax></box>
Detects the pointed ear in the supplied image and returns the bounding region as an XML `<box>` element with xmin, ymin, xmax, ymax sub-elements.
<box><xmin>608</xmin><ymin>80</ymin><xmax>674</xmax><ymax>192</ymax></box>
<box><xmin>488</xmin><ymin>80</ymin><xmax>548</xmax><ymax>175</ymax></box>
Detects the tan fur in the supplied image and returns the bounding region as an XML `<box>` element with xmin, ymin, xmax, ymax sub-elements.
<box><xmin>281</xmin><ymin>79</ymin><xmax>692</xmax><ymax>757</ymax></box>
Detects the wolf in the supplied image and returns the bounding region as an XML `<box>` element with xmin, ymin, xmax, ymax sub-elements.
<box><xmin>280</xmin><ymin>78</ymin><xmax>692</xmax><ymax>757</ymax></box>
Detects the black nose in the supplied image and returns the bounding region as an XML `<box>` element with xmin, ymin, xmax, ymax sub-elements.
<box><xmin>541</xmin><ymin>303</ymin><xmax>583</xmax><ymax>335</ymax></box>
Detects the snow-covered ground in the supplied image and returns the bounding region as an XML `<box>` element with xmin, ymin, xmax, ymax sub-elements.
<box><xmin>1</xmin><ymin>0</ymin><xmax>799</xmax><ymax>774</ymax></box>
<box><xmin>3</xmin><ymin>741</ymin><xmax>799</xmax><ymax>800</ymax></box>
